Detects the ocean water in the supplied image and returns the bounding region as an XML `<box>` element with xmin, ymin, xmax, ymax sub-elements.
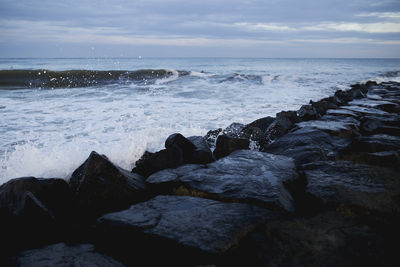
<box><xmin>0</xmin><ymin>58</ymin><xmax>399</xmax><ymax>184</ymax></box>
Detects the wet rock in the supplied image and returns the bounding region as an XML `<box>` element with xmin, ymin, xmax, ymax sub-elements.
<box><xmin>298</xmin><ymin>104</ymin><xmax>320</xmax><ymax>121</ymax></box>
<box><xmin>341</xmin><ymin>105</ymin><xmax>389</xmax><ymax>116</ymax></box>
<box><xmin>326</xmin><ymin>108</ymin><xmax>359</xmax><ymax>118</ymax></box>
<box><xmin>187</xmin><ymin>136</ymin><xmax>214</xmax><ymax>164</ymax></box>
<box><xmin>245</xmin><ymin>116</ymin><xmax>275</xmax><ymax>133</ymax></box>
<box><xmin>204</xmin><ymin>128</ymin><xmax>222</xmax><ymax>149</ymax></box>
<box><xmin>265</xmin><ymin>110</ymin><xmax>301</xmax><ymax>142</ymax></box>
<box><xmin>310</xmin><ymin>97</ymin><xmax>339</xmax><ymax>115</ymax></box>
<box><xmin>213</xmin><ymin>135</ymin><xmax>249</xmax><ymax>159</ymax></box>
<box><xmin>165</xmin><ymin>133</ymin><xmax>196</xmax><ymax>160</ymax></box>
<box><xmin>263</xmin><ymin>127</ymin><xmax>351</xmax><ymax>165</ymax></box>
<box><xmin>147</xmin><ymin>150</ymin><xmax>304</xmax><ymax>212</ymax></box>
<box><xmin>295</xmin><ymin>115</ymin><xmax>359</xmax><ymax>138</ymax></box>
<box><xmin>132</xmin><ymin>145</ymin><xmax>184</xmax><ymax>177</ymax></box>
<box><xmin>0</xmin><ymin>177</ymin><xmax>72</xmax><ymax>256</ymax></box>
<box><xmin>360</xmin><ymin>115</ymin><xmax>400</xmax><ymax>136</ymax></box>
<box><xmin>16</xmin><ymin>243</ymin><xmax>123</xmax><ymax>267</ymax></box>
<box><xmin>222</xmin><ymin>122</ymin><xmax>245</xmax><ymax>137</ymax></box>
<box><xmin>233</xmin><ymin>211</ymin><xmax>388</xmax><ymax>267</ymax></box>
<box><xmin>343</xmin><ymin>134</ymin><xmax>400</xmax><ymax>153</ymax></box>
<box><xmin>95</xmin><ymin>195</ymin><xmax>279</xmax><ymax>265</ymax></box>
<box><xmin>302</xmin><ymin>161</ymin><xmax>400</xmax><ymax>217</ymax></box>
<box><xmin>70</xmin><ymin>151</ymin><xmax>146</xmax><ymax>219</ymax></box>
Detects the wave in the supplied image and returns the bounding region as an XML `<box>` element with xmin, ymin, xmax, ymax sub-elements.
<box><xmin>0</xmin><ymin>69</ymin><xmax>190</xmax><ymax>88</ymax></box>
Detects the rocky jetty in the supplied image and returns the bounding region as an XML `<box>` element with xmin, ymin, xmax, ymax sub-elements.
<box><xmin>1</xmin><ymin>81</ymin><xmax>400</xmax><ymax>266</ymax></box>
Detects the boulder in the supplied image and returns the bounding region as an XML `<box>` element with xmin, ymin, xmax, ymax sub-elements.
<box><xmin>95</xmin><ymin>195</ymin><xmax>279</xmax><ymax>265</ymax></box>
<box><xmin>69</xmin><ymin>151</ymin><xmax>146</xmax><ymax>219</ymax></box>
<box><xmin>302</xmin><ymin>160</ymin><xmax>400</xmax><ymax>217</ymax></box>
<box><xmin>360</xmin><ymin>115</ymin><xmax>400</xmax><ymax>136</ymax></box>
<box><xmin>0</xmin><ymin>177</ymin><xmax>72</xmax><ymax>256</ymax></box>
<box><xmin>165</xmin><ymin>133</ymin><xmax>196</xmax><ymax>160</ymax></box>
<box><xmin>297</xmin><ymin>104</ymin><xmax>320</xmax><ymax>121</ymax></box>
<box><xmin>263</xmin><ymin>127</ymin><xmax>351</xmax><ymax>165</ymax></box>
<box><xmin>204</xmin><ymin>128</ymin><xmax>222</xmax><ymax>149</ymax></box>
<box><xmin>187</xmin><ymin>136</ymin><xmax>214</xmax><ymax>164</ymax></box>
<box><xmin>213</xmin><ymin>135</ymin><xmax>249</xmax><ymax>159</ymax></box>
<box><xmin>232</xmin><ymin>211</ymin><xmax>388</xmax><ymax>267</ymax></box>
<box><xmin>16</xmin><ymin>243</ymin><xmax>123</xmax><ymax>267</ymax></box>
<box><xmin>245</xmin><ymin>116</ymin><xmax>275</xmax><ymax>133</ymax></box>
<box><xmin>310</xmin><ymin>97</ymin><xmax>340</xmax><ymax>115</ymax></box>
<box><xmin>147</xmin><ymin>150</ymin><xmax>304</xmax><ymax>212</ymax></box>
<box><xmin>132</xmin><ymin>146</ymin><xmax>184</xmax><ymax>177</ymax></box>
<box><xmin>295</xmin><ymin>115</ymin><xmax>360</xmax><ymax>138</ymax></box>
<box><xmin>265</xmin><ymin>110</ymin><xmax>301</xmax><ymax>142</ymax></box>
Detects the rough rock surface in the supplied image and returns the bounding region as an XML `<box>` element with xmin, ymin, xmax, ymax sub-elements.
<box><xmin>16</xmin><ymin>243</ymin><xmax>123</xmax><ymax>267</ymax></box>
<box><xmin>302</xmin><ymin>160</ymin><xmax>400</xmax><ymax>216</ymax></box>
<box><xmin>263</xmin><ymin>127</ymin><xmax>351</xmax><ymax>165</ymax></box>
<box><xmin>95</xmin><ymin>195</ymin><xmax>279</xmax><ymax>265</ymax></box>
<box><xmin>147</xmin><ymin>150</ymin><xmax>303</xmax><ymax>212</ymax></box>
<box><xmin>213</xmin><ymin>135</ymin><xmax>250</xmax><ymax>159</ymax></box>
<box><xmin>69</xmin><ymin>151</ymin><xmax>146</xmax><ymax>219</ymax></box>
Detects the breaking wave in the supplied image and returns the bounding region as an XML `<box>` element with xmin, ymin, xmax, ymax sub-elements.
<box><xmin>0</xmin><ymin>69</ymin><xmax>190</xmax><ymax>88</ymax></box>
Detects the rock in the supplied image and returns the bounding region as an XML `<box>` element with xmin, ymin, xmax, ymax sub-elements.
<box><xmin>310</xmin><ymin>97</ymin><xmax>340</xmax><ymax>115</ymax></box>
<box><xmin>232</xmin><ymin>211</ymin><xmax>389</xmax><ymax>267</ymax></box>
<box><xmin>0</xmin><ymin>177</ymin><xmax>72</xmax><ymax>257</ymax></box>
<box><xmin>132</xmin><ymin>146</ymin><xmax>184</xmax><ymax>177</ymax></box>
<box><xmin>360</xmin><ymin>115</ymin><xmax>400</xmax><ymax>136</ymax></box>
<box><xmin>265</xmin><ymin>110</ymin><xmax>300</xmax><ymax>142</ymax></box>
<box><xmin>165</xmin><ymin>133</ymin><xmax>196</xmax><ymax>160</ymax></box>
<box><xmin>263</xmin><ymin>127</ymin><xmax>351</xmax><ymax>165</ymax></box>
<box><xmin>295</xmin><ymin>115</ymin><xmax>360</xmax><ymax>138</ymax></box>
<box><xmin>147</xmin><ymin>150</ymin><xmax>304</xmax><ymax>212</ymax></box>
<box><xmin>326</xmin><ymin>108</ymin><xmax>359</xmax><ymax>118</ymax></box>
<box><xmin>297</xmin><ymin>104</ymin><xmax>320</xmax><ymax>121</ymax></box>
<box><xmin>213</xmin><ymin>135</ymin><xmax>249</xmax><ymax>159</ymax></box>
<box><xmin>204</xmin><ymin>128</ymin><xmax>222</xmax><ymax>150</ymax></box>
<box><xmin>187</xmin><ymin>136</ymin><xmax>214</xmax><ymax>164</ymax></box>
<box><xmin>95</xmin><ymin>195</ymin><xmax>279</xmax><ymax>265</ymax></box>
<box><xmin>16</xmin><ymin>243</ymin><xmax>123</xmax><ymax>267</ymax></box>
<box><xmin>222</xmin><ymin>122</ymin><xmax>246</xmax><ymax>137</ymax></box>
<box><xmin>245</xmin><ymin>116</ymin><xmax>275</xmax><ymax>133</ymax></box>
<box><xmin>69</xmin><ymin>151</ymin><xmax>146</xmax><ymax>219</ymax></box>
<box><xmin>341</xmin><ymin>105</ymin><xmax>389</xmax><ymax>116</ymax></box>
<box><xmin>302</xmin><ymin>160</ymin><xmax>400</xmax><ymax>217</ymax></box>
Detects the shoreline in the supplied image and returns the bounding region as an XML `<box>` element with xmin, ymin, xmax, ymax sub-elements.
<box><xmin>1</xmin><ymin>79</ymin><xmax>400</xmax><ymax>266</ymax></box>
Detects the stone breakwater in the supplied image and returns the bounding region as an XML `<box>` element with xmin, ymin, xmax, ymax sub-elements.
<box><xmin>1</xmin><ymin>81</ymin><xmax>400</xmax><ymax>266</ymax></box>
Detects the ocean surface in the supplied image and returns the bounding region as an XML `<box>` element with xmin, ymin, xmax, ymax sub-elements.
<box><xmin>0</xmin><ymin>58</ymin><xmax>399</xmax><ymax>185</ymax></box>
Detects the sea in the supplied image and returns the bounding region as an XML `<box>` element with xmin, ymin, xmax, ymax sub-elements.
<box><xmin>0</xmin><ymin>58</ymin><xmax>399</xmax><ymax>185</ymax></box>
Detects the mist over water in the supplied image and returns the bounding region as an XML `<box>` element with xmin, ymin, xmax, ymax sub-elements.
<box><xmin>1</xmin><ymin>58</ymin><xmax>399</xmax><ymax>184</ymax></box>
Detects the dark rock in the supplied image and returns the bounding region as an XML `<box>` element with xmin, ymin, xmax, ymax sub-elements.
<box><xmin>263</xmin><ymin>127</ymin><xmax>351</xmax><ymax>165</ymax></box>
<box><xmin>16</xmin><ymin>243</ymin><xmax>123</xmax><ymax>267</ymax></box>
<box><xmin>0</xmin><ymin>177</ymin><xmax>72</xmax><ymax>256</ymax></box>
<box><xmin>245</xmin><ymin>116</ymin><xmax>275</xmax><ymax>133</ymax></box>
<box><xmin>70</xmin><ymin>151</ymin><xmax>146</xmax><ymax>219</ymax></box>
<box><xmin>341</xmin><ymin>105</ymin><xmax>389</xmax><ymax>116</ymax></box>
<box><xmin>213</xmin><ymin>135</ymin><xmax>249</xmax><ymax>159</ymax></box>
<box><xmin>95</xmin><ymin>195</ymin><xmax>279</xmax><ymax>265</ymax></box>
<box><xmin>147</xmin><ymin>150</ymin><xmax>304</xmax><ymax>212</ymax></box>
<box><xmin>233</xmin><ymin>211</ymin><xmax>388</xmax><ymax>267</ymax></box>
<box><xmin>295</xmin><ymin>115</ymin><xmax>360</xmax><ymax>138</ymax></box>
<box><xmin>326</xmin><ymin>108</ymin><xmax>359</xmax><ymax>118</ymax></box>
<box><xmin>310</xmin><ymin>97</ymin><xmax>340</xmax><ymax>115</ymax></box>
<box><xmin>165</xmin><ymin>133</ymin><xmax>196</xmax><ymax>160</ymax></box>
<box><xmin>360</xmin><ymin>115</ymin><xmax>400</xmax><ymax>136</ymax></box>
<box><xmin>265</xmin><ymin>110</ymin><xmax>300</xmax><ymax>142</ymax></box>
<box><xmin>298</xmin><ymin>104</ymin><xmax>320</xmax><ymax>121</ymax></box>
<box><xmin>222</xmin><ymin>122</ymin><xmax>245</xmax><ymax>137</ymax></box>
<box><xmin>187</xmin><ymin>136</ymin><xmax>214</xmax><ymax>164</ymax></box>
<box><xmin>204</xmin><ymin>128</ymin><xmax>222</xmax><ymax>149</ymax></box>
<box><xmin>302</xmin><ymin>160</ymin><xmax>400</xmax><ymax>217</ymax></box>
<box><xmin>132</xmin><ymin>145</ymin><xmax>184</xmax><ymax>177</ymax></box>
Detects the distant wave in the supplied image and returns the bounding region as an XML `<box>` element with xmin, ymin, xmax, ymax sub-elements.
<box><xmin>0</xmin><ymin>69</ymin><xmax>190</xmax><ymax>88</ymax></box>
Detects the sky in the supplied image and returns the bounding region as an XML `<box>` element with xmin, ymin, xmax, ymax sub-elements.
<box><xmin>0</xmin><ymin>0</ymin><xmax>399</xmax><ymax>58</ymax></box>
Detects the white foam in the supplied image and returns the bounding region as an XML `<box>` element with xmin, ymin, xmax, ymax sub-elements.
<box><xmin>154</xmin><ymin>69</ymin><xmax>179</xmax><ymax>85</ymax></box>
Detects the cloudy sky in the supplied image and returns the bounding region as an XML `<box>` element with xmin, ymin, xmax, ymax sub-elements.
<box><xmin>0</xmin><ymin>0</ymin><xmax>399</xmax><ymax>57</ymax></box>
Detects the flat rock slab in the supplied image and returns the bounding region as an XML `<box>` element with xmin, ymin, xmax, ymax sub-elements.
<box><xmin>263</xmin><ymin>127</ymin><xmax>351</xmax><ymax>165</ymax></box>
<box><xmin>296</xmin><ymin>116</ymin><xmax>359</xmax><ymax>137</ymax></box>
<box><xmin>147</xmin><ymin>150</ymin><xmax>302</xmax><ymax>212</ymax></box>
<box><xmin>303</xmin><ymin>160</ymin><xmax>400</xmax><ymax>216</ymax></box>
<box><xmin>17</xmin><ymin>243</ymin><xmax>123</xmax><ymax>267</ymax></box>
<box><xmin>326</xmin><ymin>108</ymin><xmax>359</xmax><ymax>118</ymax></box>
<box><xmin>341</xmin><ymin>105</ymin><xmax>389</xmax><ymax>115</ymax></box>
<box><xmin>95</xmin><ymin>195</ymin><xmax>278</xmax><ymax>264</ymax></box>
